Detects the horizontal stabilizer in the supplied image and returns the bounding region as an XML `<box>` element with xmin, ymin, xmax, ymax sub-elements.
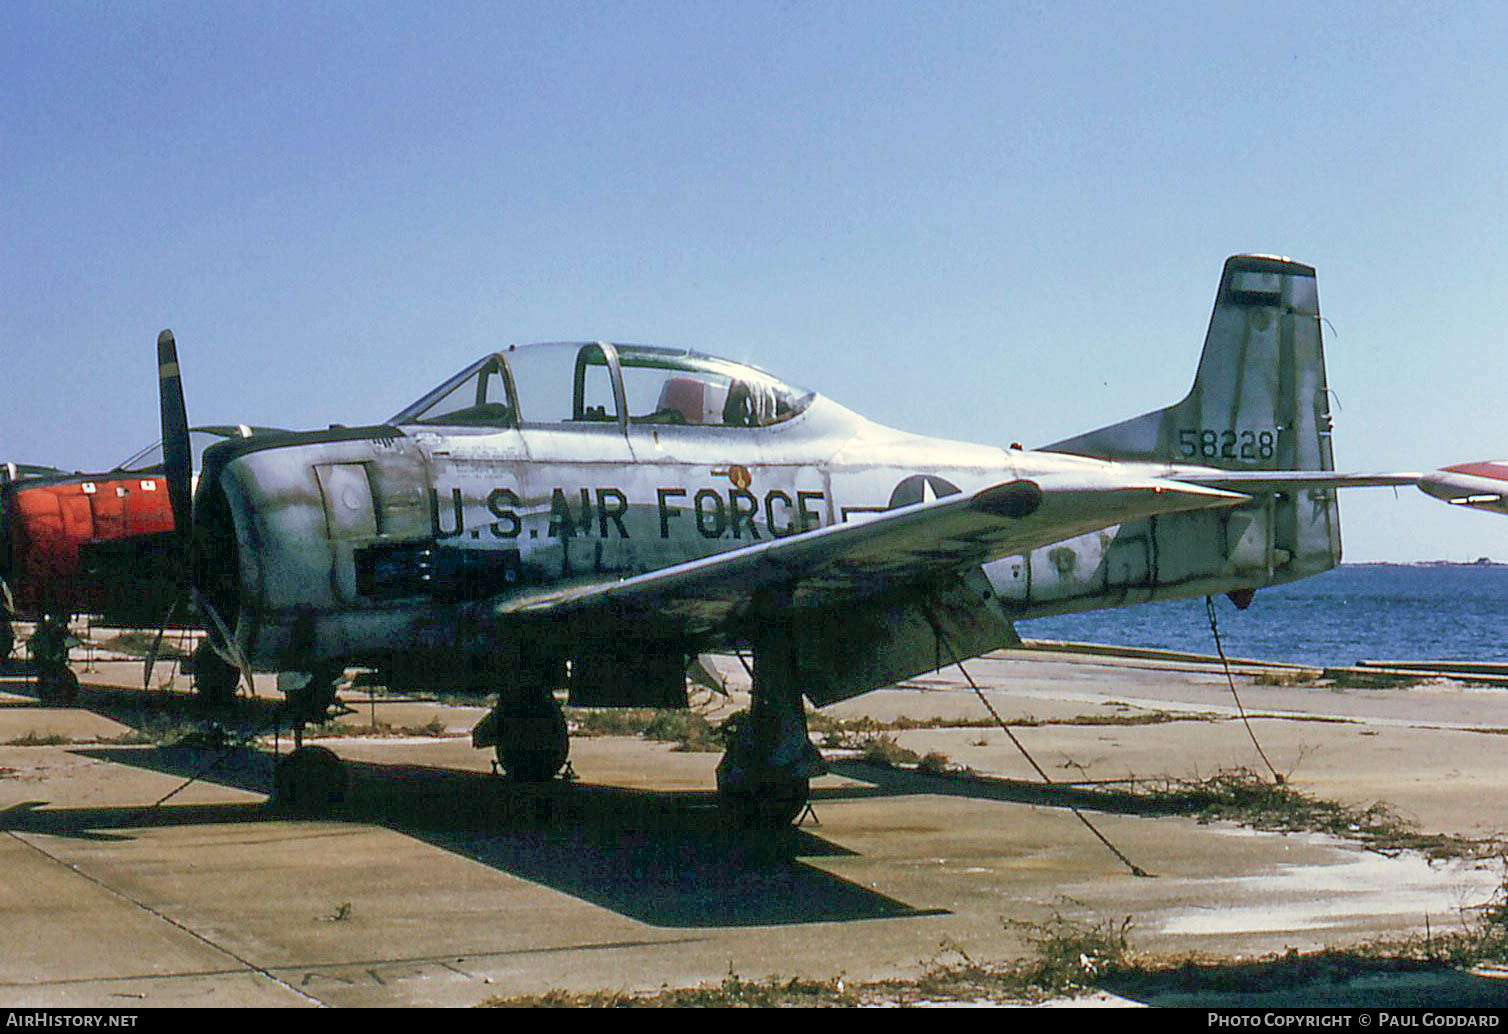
<box><xmin>1171</xmin><ymin>469</ymin><xmax>1421</xmax><ymax>493</ymax></box>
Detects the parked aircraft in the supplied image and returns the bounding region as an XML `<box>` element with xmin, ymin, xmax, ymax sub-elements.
<box><xmin>0</xmin><ymin>463</ymin><xmax>64</xmax><ymax>663</ymax></box>
<box><xmin>0</xmin><ymin>429</ymin><xmax>267</xmax><ymax>699</ymax></box>
<box><xmin>155</xmin><ymin>255</ymin><xmax>1414</xmax><ymax>825</ymax></box>
<box><xmin>1418</xmin><ymin>461</ymin><xmax>1508</xmax><ymax>516</ymax></box>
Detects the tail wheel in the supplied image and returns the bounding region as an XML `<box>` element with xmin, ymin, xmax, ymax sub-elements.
<box><xmin>272</xmin><ymin>746</ymin><xmax>348</xmax><ymax>814</ymax></box>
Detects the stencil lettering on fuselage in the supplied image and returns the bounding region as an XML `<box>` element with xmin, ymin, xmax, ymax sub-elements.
<box><xmin>427</xmin><ymin>484</ymin><xmax>827</xmax><ymax>543</ymax></box>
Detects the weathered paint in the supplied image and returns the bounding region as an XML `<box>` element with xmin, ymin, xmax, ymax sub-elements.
<box><xmin>191</xmin><ymin>257</ymin><xmax>1393</xmax><ymax>699</ymax></box>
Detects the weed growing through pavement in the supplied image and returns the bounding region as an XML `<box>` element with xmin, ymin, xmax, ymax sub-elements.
<box><xmin>565</xmin><ymin>708</ymin><xmax>723</xmax><ymax>752</ymax></box>
<box><xmin>1125</xmin><ymin>767</ymin><xmax>1492</xmax><ymax>860</ymax></box>
<box><xmin>477</xmin><ymin>876</ymin><xmax>1508</xmax><ymax>1007</ymax></box>
<box><xmin>3</xmin><ymin>731</ymin><xmax>71</xmax><ymax>746</ymax></box>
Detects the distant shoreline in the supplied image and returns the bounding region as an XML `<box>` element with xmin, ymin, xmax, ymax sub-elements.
<box><xmin>1343</xmin><ymin>559</ymin><xmax>1504</xmax><ymax>568</ymax></box>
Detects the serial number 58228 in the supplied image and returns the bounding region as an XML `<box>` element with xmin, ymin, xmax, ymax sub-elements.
<box><xmin>1177</xmin><ymin>428</ymin><xmax>1275</xmax><ymax>461</ymax></box>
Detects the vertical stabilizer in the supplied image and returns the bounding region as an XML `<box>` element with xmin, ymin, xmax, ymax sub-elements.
<box><xmin>1000</xmin><ymin>255</ymin><xmax>1343</xmax><ymax>613</ymax></box>
<box><xmin>1045</xmin><ymin>255</ymin><xmax>1335</xmax><ymax>475</ymax></box>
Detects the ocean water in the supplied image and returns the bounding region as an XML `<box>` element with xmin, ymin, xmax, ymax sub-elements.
<box><xmin>1016</xmin><ymin>564</ymin><xmax>1508</xmax><ymax>669</ymax></box>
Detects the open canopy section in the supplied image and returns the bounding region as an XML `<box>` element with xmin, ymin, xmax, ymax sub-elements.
<box><xmin>113</xmin><ymin>425</ymin><xmax>272</xmax><ymax>473</ymax></box>
<box><xmin>388</xmin><ymin>342</ymin><xmax>815</xmax><ymax>431</ymax></box>
<box><xmin>614</xmin><ymin>344</ymin><xmax>814</xmax><ymax>428</ymax></box>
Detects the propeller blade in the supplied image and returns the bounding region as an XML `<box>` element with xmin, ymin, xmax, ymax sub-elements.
<box><xmin>154</xmin><ymin>332</ymin><xmax>250</xmax><ymax>701</ymax></box>
<box><xmin>157</xmin><ymin>330</ymin><xmax>193</xmax><ymax>556</ymax></box>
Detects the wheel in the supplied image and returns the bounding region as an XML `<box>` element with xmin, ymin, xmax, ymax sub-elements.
<box><xmin>30</xmin><ymin>614</ymin><xmax>70</xmax><ymax>670</ymax></box>
<box><xmin>713</xmin><ymin>704</ymin><xmax>821</xmax><ymax>829</ymax></box>
<box><xmin>272</xmin><ymin>746</ymin><xmax>348</xmax><ymax>814</ymax></box>
<box><xmin>36</xmin><ymin>665</ymin><xmax>79</xmax><ymax>704</ymax></box>
<box><xmin>192</xmin><ymin>642</ymin><xmax>240</xmax><ymax>707</ymax></box>
<box><xmin>717</xmin><ymin>773</ymin><xmax>810</xmax><ymax>829</ymax></box>
<box><xmin>494</xmin><ymin>695</ymin><xmax>569</xmax><ymax>782</ymax></box>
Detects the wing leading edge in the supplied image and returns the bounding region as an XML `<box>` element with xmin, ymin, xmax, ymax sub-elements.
<box><xmin>489</xmin><ymin>471</ymin><xmax>1247</xmax><ymax>640</ymax></box>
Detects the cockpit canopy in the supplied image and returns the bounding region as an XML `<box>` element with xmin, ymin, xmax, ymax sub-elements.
<box><xmin>389</xmin><ymin>342</ymin><xmax>816</xmax><ymax>430</ymax></box>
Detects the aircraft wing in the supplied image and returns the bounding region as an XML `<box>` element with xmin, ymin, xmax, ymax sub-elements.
<box><xmin>491</xmin><ymin>471</ymin><xmax>1246</xmax><ymax>638</ymax></box>
<box><xmin>1418</xmin><ymin>461</ymin><xmax>1508</xmax><ymax>515</ymax></box>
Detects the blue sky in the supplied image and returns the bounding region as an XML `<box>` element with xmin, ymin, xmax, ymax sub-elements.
<box><xmin>4</xmin><ymin>2</ymin><xmax>1507</xmax><ymax>561</ymax></box>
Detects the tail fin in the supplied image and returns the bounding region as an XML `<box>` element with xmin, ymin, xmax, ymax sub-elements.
<box><xmin>1045</xmin><ymin>255</ymin><xmax>1335</xmax><ymax>475</ymax></box>
<box><xmin>1002</xmin><ymin>255</ymin><xmax>1343</xmax><ymax>610</ymax></box>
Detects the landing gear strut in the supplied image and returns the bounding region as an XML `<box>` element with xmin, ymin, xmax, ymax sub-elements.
<box><xmin>270</xmin><ymin>665</ymin><xmax>348</xmax><ymax>814</ymax></box>
<box><xmin>31</xmin><ymin>613</ymin><xmax>78</xmax><ymax>704</ymax></box>
<box><xmin>716</xmin><ymin>610</ymin><xmax>825</xmax><ymax>829</ymax></box>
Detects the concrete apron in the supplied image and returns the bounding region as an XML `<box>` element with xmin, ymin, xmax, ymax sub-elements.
<box><xmin>1</xmin><ymin>650</ymin><xmax>1507</xmax><ymax>1007</ymax></box>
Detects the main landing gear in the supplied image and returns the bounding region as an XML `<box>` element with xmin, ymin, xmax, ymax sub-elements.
<box><xmin>462</xmin><ymin>619</ymin><xmax>824</xmax><ymax>831</ymax></box>
<box><xmin>272</xmin><ymin>744</ymin><xmax>348</xmax><ymax>815</ymax></box>
<box><xmin>31</xmin><ymin>613</ymin><xmax>79</xmax><ymax>704</ymax></box>
<box><xmin>473</xmin><ymin>685</ymin><xmax>569</xmax><ymax>783</ymax></box>
<box><xmin>716</xmin><ymin>612</ymin><xmax>826</xmax><ymax>830</ymax></box>
<box><xmin>270</xmin><ymin>665</ymin><xmax>349</xmax><ymax>814</ymax></box>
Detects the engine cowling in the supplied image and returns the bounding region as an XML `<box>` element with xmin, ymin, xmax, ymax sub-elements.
<box><xmin>193</xmin><ymin>428</ymin><xmax>434</xmax><ymax>671</ymax></box>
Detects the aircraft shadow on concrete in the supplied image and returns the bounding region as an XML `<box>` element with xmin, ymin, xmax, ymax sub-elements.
<box><xmin>824</xmin><ymin>759</ymin><xmax>1202</xmax><ymax>817</ymax></box>
<box><xmin>18</xmin><ymin>743</ymin><xmax>947</xmax><ymax>929</ymax></box>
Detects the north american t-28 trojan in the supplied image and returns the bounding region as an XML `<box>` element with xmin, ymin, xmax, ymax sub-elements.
<box><xmin>155</xmin><ymin>255</ymin><xmax>1411</xmax><ymax>825</ymax></box>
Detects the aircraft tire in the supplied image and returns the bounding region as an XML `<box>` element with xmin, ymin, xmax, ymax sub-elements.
<box><xmin>192</xmin><ymin>642</ymin><xmax>239</xmax><ymax>707</ymax></box>
<box><xmin>272</xmin><ymin>746</ymin><xmax>348</xmax><ymax>814</ymax></box>
<box><xmin>494</xmin><ymin>695</ymin><xmax>568</xmax><ymax>783</ymax></box>
<box><xmin>717</xmin><ymin>776</ymin><xmax>809</xmax><ymax>830</ymax></box>
<box><xmin>36</xmin><ymin>665</ymin><xmax>79</xmax><ymax>705</ymax></box>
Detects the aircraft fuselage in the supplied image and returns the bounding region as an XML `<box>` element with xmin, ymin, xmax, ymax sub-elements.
<box><xmin>195</xmin><ymin>388</ymin><xmax>1319</xmax><ymax>681</ymax></box>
